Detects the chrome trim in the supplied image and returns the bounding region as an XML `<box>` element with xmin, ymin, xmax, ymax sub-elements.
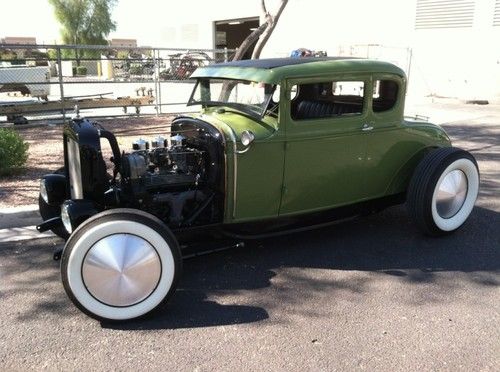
<box><xmin>82</xmin><ymin>233</ymin><xmax>162</xmax><ymax>307</ymax></box>
<box><xmin>361</xmin><ymin>123</ymin><xmax>374</xmax><ymax>131</ymax></box>
<box><xmin>61</xmin><ymin>203</ymin><xmax>72</xmax><ymax>233</ymax></box>
<box><xmin>219</xmin><ymin>124</ymin><xmax>239</xmax><ymax>218</ymax></box>
<box><xmin>241</xmin><ymin>130</ymin><xmax>255</xmax><ymax>147</ymax></box>
<box><xmin>66</xmin><ymin>137</ymin><xmax>83</xmax><ymax>199</ymax></box>
<box><xmin>190</xmin><ymin>114</ymin><xmax>254</xmax><ymax>219</ymax></box>
<box><xmin>179</xmin><ymin>115</ymin><xmax>231</xmax><ymax>219</ymax></box>
<box><xmin>40</xmin><ymin>179</ymin><xmax>48</xmax><ymax>203</ymax></box>
<box><xmin>233</xmin><ymin>142</ymin><xmax>238</xmax><ymax>218</ymax></box>
<box><xmin>199</xmin><ymin>114</ymin><xmax>240</xmax><ymax>219</ymax></box>
<box><xmin>435</xmin><ymin>169</ymin><xmax>468</xmax><ymax>219</ymax></box>
<box><xmin>236</xmin><ymin>146</ymin><xmax>251</xmax><ymax>154</ymax></box>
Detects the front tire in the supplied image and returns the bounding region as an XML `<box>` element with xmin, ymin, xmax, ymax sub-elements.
<box><xmin>61</xmin><ymin>209</ymin><xmax>182</xmax><ymax>322</ymax></box>
<box><xmin>407</xmin><ymin>147</ymin><xmax>479</xmax><ymax>236</ymax></box>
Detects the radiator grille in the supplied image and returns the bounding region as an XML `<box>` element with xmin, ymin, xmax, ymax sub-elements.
<box><xmin>415</xmin><ymin>0</ymin><xmax>475</xmax><ymax>29</ymax></box>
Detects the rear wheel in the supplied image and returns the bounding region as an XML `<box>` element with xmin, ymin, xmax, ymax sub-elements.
<box><xmin>407</xmin><ymin>147</ymin><xmax>479</xmax><ymax>236</ymax></box>
<box><xmin>61</xmin><ymin>209</ymin><xmax>182</xmax><ymax>322</ymax></box>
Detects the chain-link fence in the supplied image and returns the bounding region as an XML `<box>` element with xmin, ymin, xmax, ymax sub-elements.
<box><xmin>0</xmin><ymin>44</ymin><xmax>236</xmax><ymax>124</ymax></box>
<box><xmin>337</xmin><ymin>44</ymin><xmax>413</xmax><ymax>78</ymax></box>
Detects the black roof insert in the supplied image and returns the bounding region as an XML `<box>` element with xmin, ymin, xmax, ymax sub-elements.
<box><xmin>210</xmin><ymin>57</ymin><xmax>360</xmax><ymax>69</ymax></box>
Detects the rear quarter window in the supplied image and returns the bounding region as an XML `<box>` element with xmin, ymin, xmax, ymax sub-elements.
<box><xmin>373</xmin><ymin>80</ymin><xmax>399</xmax><ymax>113</ymax></box>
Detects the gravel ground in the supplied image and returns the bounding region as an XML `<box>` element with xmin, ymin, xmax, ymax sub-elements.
<box><xmin>0</xmin><ymin>115</ymin><xmax>175</xmax><ymax>208</ymax></box>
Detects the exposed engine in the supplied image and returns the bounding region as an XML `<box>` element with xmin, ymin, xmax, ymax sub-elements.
<box><xmin>60</xmin><ymin>117</ymin><xmax>224</xmax><ymax>229</ymax></box>
<box><xmin>117</xmin><ymin>130</ymin><xmax>218</xmax><ymax>226</ymax></box>
<box><xmin>121</xmin><ymin>134</ymin><xmax>204</xmax><ymax>196</ymax></box>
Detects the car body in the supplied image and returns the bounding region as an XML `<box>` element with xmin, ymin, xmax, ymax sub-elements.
<box><xmin>38</xmin><ymin>57</ymin><xmax>479</xmax><ymax>321</ymax></box>
<box><xmin>186</xmin><ymin>57</ymin><xmax>451</xmax><ymax>224</ymax></box>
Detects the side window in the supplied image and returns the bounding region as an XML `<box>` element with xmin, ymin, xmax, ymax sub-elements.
<box><xmin>272</xmin><ymin>85</ymin><xmax>281</xmax><ymax>102</ymax></box>
<box><xmin>289</xmin><ymin>84</ymin><xmax>298</xmax><ymax>100</ymax></box>
<box><xmin>373</xmin><ymin>80</ymin><xmax>399</xmax><ymax>112</ymax></box>
<box><xmin>291</xmin><ymin>80</ymin><xmax>365</xmax><ymax>121</ymax></box>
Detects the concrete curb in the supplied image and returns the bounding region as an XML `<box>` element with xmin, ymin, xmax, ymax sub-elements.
<box><xmin>0</xmin><ymin>204</ymin><xmax>41</xmax><ymax>229</ymax></box>
<box><xmin>0</xmin><ymin>205</ymin><xmax>52</xmax><ymax>243</ymax></box>
<box><xmin>0</xmin><ymin>226</ymin><xmax>55</xmax><ymax>243</ymax></box>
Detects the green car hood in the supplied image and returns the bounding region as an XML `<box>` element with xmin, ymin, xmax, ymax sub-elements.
<box><xmin>180</xmin><ymin>107</ymin><xmax>278</xmax><ymax>143</ymax></box>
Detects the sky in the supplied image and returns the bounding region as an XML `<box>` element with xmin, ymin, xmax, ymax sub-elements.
<box><xmin>0</xmin><ymin>0</ymin><xmax>259</xmax><ymax>45</ymax></box>
<box><xmin>1</xmin><ymin>0</ymin><xmax>494</xmax><ymax>54</ymax></box>
<box><xmin>0</xmin><ymin>0</ymin><xmax>190</xmax><ymax>44</ymax></box>
<box><xmin>1</xmin><ymin>1</ymin><xmax>59</xmax><ymax>43</ymax></box>
<box><xmin>1</xmin><ymin>0</ymin><xmax>419</xmax><ymax>46</ymax></box>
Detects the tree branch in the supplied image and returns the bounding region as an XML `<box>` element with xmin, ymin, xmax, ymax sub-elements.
<box><xmin>231</xmin><ymin>22</ymin><xmax>268</xmax><ymax>61</ymax></box>
<box><xmin>251</xmin><ymin>0</ymin><xmax>288</xmax><ymax>59</ymax></box>
<box><xmin>260</xmin><ymin>0</ymin><xmax>267</xmax><ymax>15</ymax></box>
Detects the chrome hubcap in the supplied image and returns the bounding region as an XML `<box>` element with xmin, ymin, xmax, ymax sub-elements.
<box><xmin>435</xmin><ymin>169</ymin><xmax>468</xmax><ymax>219</ymax></box>
<box><xmin>82</xmin><ymin>234</ymin><xmax>161</xmax><ymax>307</ymax></box>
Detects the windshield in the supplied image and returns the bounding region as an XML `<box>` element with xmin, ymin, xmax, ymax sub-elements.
<box><xmin>188</xmin><ymin>78</ymin><xmax>278</xmax><ymax>118</ymax></box>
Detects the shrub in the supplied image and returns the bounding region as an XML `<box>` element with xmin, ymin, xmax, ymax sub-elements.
<box><xmin>129</xmin><ymin>64</ymin><xmax>144</xmax><ymax>75</ymax></box>
<box><xmin>116</xmin><ymin>50</ymin><xmax>129</xmax><ymax>60</ymax></box>
<box><xmin>76</xmin><ymin>66</ymin><xmax>87</xmax><ymax>75</ymax></box>
<box><xmin>0</xmin><ymin>128</ymin><xmax>29</xmax><ymax>176</ymax></box>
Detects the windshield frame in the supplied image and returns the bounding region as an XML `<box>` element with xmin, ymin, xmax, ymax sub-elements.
<box><xmin>187</xmin><ymin>78</ymin><xmax>277</xmax><ymax>119</ymax></box>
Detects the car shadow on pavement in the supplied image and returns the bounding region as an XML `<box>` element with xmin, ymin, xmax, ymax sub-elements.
<box><xmin>106</xmin><ymin>203</ymin><xmax>499</xmax><ymax>330</ymax></box>
<box><xmin>0</xmin><ymin>242</ymin><xmax>272</xmax><ymax>328</ymax></box>
<box><xmin>101</xmin><ymin>290</ymin><xmax>270</xmax><ymax>330</ymax></box>
<box><xmin>1</xmin><ymin>200</ymin><xmax>498</xmax><ymax>330</ymax></box>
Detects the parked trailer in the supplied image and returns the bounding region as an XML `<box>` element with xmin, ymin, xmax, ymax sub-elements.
<box><xmin>0</xmin><ymin>65</ymin><xmax>51</xmax><ymax>100</ymax></box>
<box><xmin>0</xmin><ymin>92</ymin><xmax>155</xmax><ymax>124</ymax></box>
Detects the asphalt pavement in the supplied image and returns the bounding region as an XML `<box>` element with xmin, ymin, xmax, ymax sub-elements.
<box><xmin>0</xmin><ymin>102</ymin><xmax>498</xmax><ymax>371</ymax></box>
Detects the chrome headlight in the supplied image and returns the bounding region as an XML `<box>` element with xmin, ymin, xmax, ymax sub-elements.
<box><xmin>61</xmin><ymin>203</ymin><xmax>73</xmax><ymax>233</ymax></box>
<box><xmin>40</xmin><ymin>179</ymin><xmax>49</xmax><ymax>203</ymax></box>
<box><xmin>60</xmin><ymin>200</ymin><xmax>97</xmax><ymax>234</ymax></box>
<box><xmin>241</xmin><ymin>130</ymin><xmax>255</xmax><ymax>147</ymax></box>
<box><xmin>39</xmin><ymin>174</ymin><xmax>67</xmax><ymax>206</ymax></box>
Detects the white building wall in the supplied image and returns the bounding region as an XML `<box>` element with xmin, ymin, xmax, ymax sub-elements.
<box><xmin>409</xmin><ymin>0</ymin><xmax>500</xmax><ymax>101</ymax></box>
<box><xmin>261</xmin><ymin>0</ymin><xmax>416</xmax><ymax>57</ymax></box>
<box><xmin>124</xmin><ymin>0</ymin><xmax>499</xmax><ymax>102</ymax></box>
<box><xmin>119</xmin><ymin>0</ymin><xmax>259</xmax><ymax>49</ymax></box>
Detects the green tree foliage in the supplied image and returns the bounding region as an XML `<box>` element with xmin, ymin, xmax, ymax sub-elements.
<box><xmin>0</xmin><ymin>129</ymin><xmax>29</xmax><ymax>176</ymax></box>
<box><xmin>48</xmin><ymin>0</ymin><xmax>117</xmax><ymax>64</ymax></box>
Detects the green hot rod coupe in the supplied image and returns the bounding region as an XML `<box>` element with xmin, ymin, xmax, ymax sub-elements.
<box><xmin>38</xmin><ymin>57</ymin><xmax>479</xmax><ymax>321</ymax></box>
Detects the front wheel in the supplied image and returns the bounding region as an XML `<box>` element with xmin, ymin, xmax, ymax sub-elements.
<box><xmin>407</xmin><ymin>147</ymin><xmax>479</xmax><ymax>236</ymax></box>
<box><xmin>61</xmin><ymin>209</ymin><xmax>182</xmax><ymax>321</ymax></box>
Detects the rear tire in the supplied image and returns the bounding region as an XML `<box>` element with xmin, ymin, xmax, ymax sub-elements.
<box><xmin>407</xmin><ymin>147</ymin><xmax>479</xmax><ymax>236</ymax></box>
<box><xmin>61</xmin><ymin>209</ymin><xmax>182</xmax><ymax>322</ymax></box>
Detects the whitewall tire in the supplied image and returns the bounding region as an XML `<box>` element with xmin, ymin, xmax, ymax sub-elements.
<box><xmin>407</xmin><ymin>147</ymin><xmax>479</xmax><ymax>236</ymax></box>
<box><xmin>61</xmin><ymin>209</ymin><xmax>182</xmax><ymax>321</ymax></box>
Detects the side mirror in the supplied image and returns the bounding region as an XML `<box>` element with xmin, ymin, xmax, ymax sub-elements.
<box><xmin>241</xmin><ymin>130</ymin><xmax>255</xmax><ymax>146</ymax></box>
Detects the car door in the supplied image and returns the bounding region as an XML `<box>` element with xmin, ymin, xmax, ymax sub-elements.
<box><xmin>279</xmin><ymin>75</ymin><xmax>370</xmax><ymax>216</ymax></box>
<box><xmin>363</xmin><ymin>74</ymin><xmax>421</xmax><ymax>198</ymax></box>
